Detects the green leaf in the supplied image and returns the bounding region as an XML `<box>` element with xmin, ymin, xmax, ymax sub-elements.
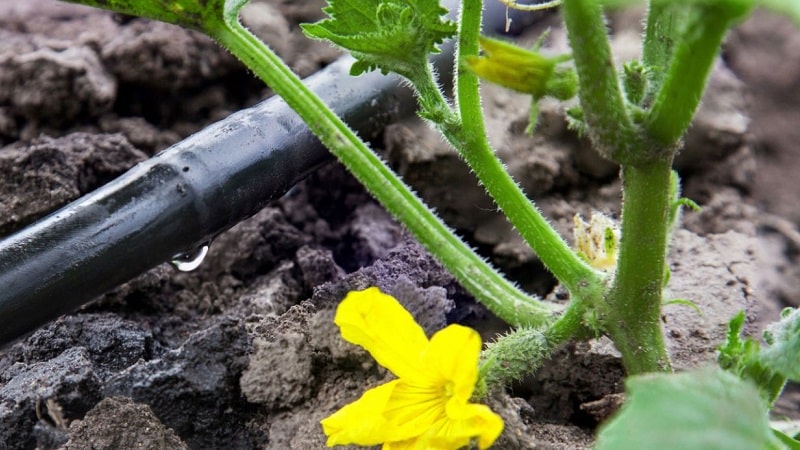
<box><xmin>301</xmin><ymin>0</ymin><xmax>456</xmax><ymax>78</ymax></box>
<box><xmin>718</xmin><ymin>310</ymin><xmax>753</xmax><ymax>370</ymax></box>
<box><xmin>719</xmin><ymin>311</ymin><xmax>788</xmax><ymax>405</ymax></box>
<box><xmin>596</xmin><ymin>369</ymin><xmax>783</xmax><ymax>450</ymax></box>
<box><xmin>718</xmin><ymin>308</ymin><xmax>800</xmax><ymax>398</ymax></box>
<box><xmin>60</xmin><ymin>0</ymin><xmax>248</xmax><ymax>32</ymax></box>
<box><xmin>773</xmin><ymin>427</ymin><xmax>800</xmax><ymax>449</ymax></box>
<box><xmin>663</xmin><ymin>298</ymin><xmax>703</xmax><ymax>316</ymax></box>
<box><xmin>761</xmin><ymin>307</ymin><xmax>800</xmax><ymax>381</ymax></box>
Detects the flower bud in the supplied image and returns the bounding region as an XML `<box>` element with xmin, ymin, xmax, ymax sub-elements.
<box><xmin>573</xmin><ymin>212</ymin><xmax>620</xmax><ymax>272</ymax></box>
<box><xmin>466</xmin><ymin>36</ymin><xmax>573</xmax><ymax>99</ymax></box>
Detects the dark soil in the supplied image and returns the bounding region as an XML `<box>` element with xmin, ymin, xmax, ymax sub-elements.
<box><xmin>0</xmin><ymin>1</ymin><xmax>798</xmax><ymax>449</ymax></box>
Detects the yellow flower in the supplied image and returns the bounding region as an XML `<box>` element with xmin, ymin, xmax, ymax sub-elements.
<box><xmin>321</xmin><ymin>287</ymin><xmax>504</xmax><ymax>449</ymax></box>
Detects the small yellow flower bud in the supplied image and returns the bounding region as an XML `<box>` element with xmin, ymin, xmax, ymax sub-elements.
<box><xmin>466</xmin><ymin>36</ymin><xmax>567</xmax><ymax>98</ymax></box>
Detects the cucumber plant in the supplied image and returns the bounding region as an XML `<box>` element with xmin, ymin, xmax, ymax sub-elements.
<box><xmin>58</xmin><ymin>0</ymin><xmax>800</xmax><ymax>447</ymax></box>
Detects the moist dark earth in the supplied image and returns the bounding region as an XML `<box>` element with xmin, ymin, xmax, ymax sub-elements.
<box><xmin>0</xmin><ymin>1</ymin><xmax>799</xmax><ymax>449</ymax></box>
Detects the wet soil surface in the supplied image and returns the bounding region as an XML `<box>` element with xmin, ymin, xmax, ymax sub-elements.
<box><xmin>0</xmin><ymin>1</ymin><xmax>798</xmax><ymax>449</ymax></box>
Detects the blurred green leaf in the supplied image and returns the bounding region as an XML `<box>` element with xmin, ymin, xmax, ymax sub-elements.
<box><xmin>61</xmin><ymin>0</ymin><xmax>248</xmax><ymax>32</ymax></box>
<box><xmin>718</xmin><ymin>311</ymin><xmax>787</xmax><ymax>405</ymax></box>
<box><xmin>595</xmin><ymin>368</ymin><xmax>783</xmax><ymax>450</ymax></box>
<box><xmin>773</xmin><ymin>428</ymin><xmax>800</xmax><ymax>450</ymax></box>
<box><xmin>761</xmin><ymin>307</ymin><xmax>800</xmax><ymax>381</ymax></box>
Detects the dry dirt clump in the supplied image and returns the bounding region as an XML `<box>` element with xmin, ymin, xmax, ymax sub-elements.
<box><xmin>0</xmin><ymin>1</ymin><xmax>798</xmax><ymax>449</ymax></box>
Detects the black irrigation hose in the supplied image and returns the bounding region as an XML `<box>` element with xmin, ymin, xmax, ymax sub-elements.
<box><xmin>0</xmin><ymin>3</ymin><xmax>543</xmax><ymax>346</ymax></box>
<box><xmin>0</xmin><ymin>55</ymin><xmax>417</xmax><ymax>346</ymax></box>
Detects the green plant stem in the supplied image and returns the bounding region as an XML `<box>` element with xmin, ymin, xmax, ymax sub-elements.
<box><xmin>453</xmin><ymin>0</ymin><xmax>482</xmax><ymax>112</ymax></box>
<box><xmin>641</xmin><ymin>1</ymin><xmax>689</xmax><ymax>102</ymax></box>
<box><xmin>476</xmin><ymin>300</ymin><xmax>595</xmax><ymax>398</ymax></box>
<box><xmin>416</xmin><ymin>0</ymin><xmax>604</xmax><ymax>299</ymax></box>
<box><xmin>546</xmin><ymin>298</ymin><xmax>595</xmax><ymax>344</ymax></box>
<box><xmin>605</xmin><ymin>160</ymin><xmax>673</xmax><ymax>374</ymax></box>
<box><xmin>211</xmin><ymin>21</ymin><xmax>557</xmax><ymax>327</ymax></box>
<box><xmin>561</xmin><ymin>0</ymin><xmax>636</xmax><ymax>163</ymax></box>
<box><xmin>645</xmin><ymin>1</ymin><xmax>752</xmax><ymax>146</ymax></box>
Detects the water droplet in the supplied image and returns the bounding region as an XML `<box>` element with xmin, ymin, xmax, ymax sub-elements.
<box><xmin>171</xmin><ymin>244</ymin><xmax>209</xmax><ymax>272</ymax></box>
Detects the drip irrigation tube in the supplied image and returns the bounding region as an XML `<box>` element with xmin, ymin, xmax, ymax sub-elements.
<box><xmin>0</xmin><ymin>55</ymin><xmax>415</xmax><ymax>346</ymax></box>
<box><xmin>0</xmin><ymin>2</ymin><xmax>545</xmax><ymax>346</ymax></box>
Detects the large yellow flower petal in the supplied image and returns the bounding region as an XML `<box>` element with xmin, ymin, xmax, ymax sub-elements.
<box><xmin>385</xmin><ymin>402</ymin><xmax>503</xmax><ymax>450</ymax></box>
<box><xmin>382</xmin><ymin>379</ymin><xmax>446</xmax><ymax>435</ymax></box>
<box><xmin>428</xmin><ymin>403</ymin><xmax>504</xmax><ymax>450</ymax></box>
<box><xmin>382</xmin><ymin>325</ymin><xmax>502</xmax><ymax>449</ymax></box>
<box><xmin>382</xmin><ymin>438</ymin><xmax>439</xmax><ymax>450</ymax></box>
<box><xmin>335</xmin><ymin>287</ymin><xmax>429</xmax><ymax>379</ymax></box>
<box><xmin>378</xmin><ymin>326</ymin><xmax>480</xmax><ymax>430</ymax></box>
<box><xmin>383</xmin><ymin>435</ymin><xmax>469</xmax><ymax>450</ymax></box>
<box><xmin>423</xmin><ymin>324</ymin><xmax>481</xmax><ymax>403</ymax></box>
<box><xmin>321</xmin><ymin>380</ymin><xmax>402</xmax><ymax>447</ymax></box>
<box><xmin>424</xmin><ymin>325</ymin><xmax>503</xmax><ymax>449</ymax></box>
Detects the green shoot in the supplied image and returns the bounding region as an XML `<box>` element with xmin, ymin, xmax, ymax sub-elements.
<box><xmin>719</xmin><ymin>309</ymin><xmax>800</xmax><ymax>406</ymax></box>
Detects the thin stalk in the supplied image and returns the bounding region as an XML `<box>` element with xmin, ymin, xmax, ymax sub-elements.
<box><xmin>645</xmin><ymin>2</ymin><xmax>752</xmax><ymax>146</ymax></box>
<box><xmin>453</xmin><ymin>0</ymin><xmax>482</xmax><ymax>113</ymax></box>
<box><xmin>561</xmin><ymin>0</ymin><xmax>636</xmax><ymax>163</ymax></box>
<box><xmin>212</xmin><ymin>21</ymin><xmax>557</xmax><ymax>326</ymax></box>
<box><xmin>605</xmin><ymin>160</ymin><xmax>673</xmax><ymax>374</ymax></box>
<box><xmin>546</xmin><ymin>298</ymin><xmax>595</xmax><ymax>345</ymax></box>
<box><xmin>432</xmin><ymin>0</ymin><xmax>604</xmax><ymax>297</ymax></box>
<box><xmin>641</xmin><ymin>1</ymin><xmax>689</xmax><ymax>102</ymax></box>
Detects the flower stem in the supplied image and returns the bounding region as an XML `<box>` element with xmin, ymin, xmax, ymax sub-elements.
<box><xmin>546</xmin><ymin>298</ymin><xmax>595</xmax><ymax>345</ymax></box>
<box><xmin>645</xmin><ymin>1</ymin><xmax>752</xmax><ymax>146</ymax></box>
<box><xmin>605</xmin><ymin>160</ymin><xmax>674</xmax><ymax>374</ymax></box>
<box><xmin>477</xmin><ymin>298</ymin><xmax>596</xmax><ymax>397</ymax></box>
<box><xmin>477</xmin><ymin>327</ymin><xmax>550</xmax><ymax>397</ymax></box>
<box><xmin>641</xmin><ymin>2</ymin><xmax>689</xmax><ymax>103</ymax></box>
<box><xmin>561</xmin><ymin>0</ymin><xmax>636</xmax><ymax>163</ymax></box>
<box><xmin>436</xmin><ymin>0</ymin><xmax>604</xmax><ymax>297</ymax></box>
<box><xmin>211</xmin><ymin>20</ymin><xmax>556</xmax><ymax>327</ymax></box>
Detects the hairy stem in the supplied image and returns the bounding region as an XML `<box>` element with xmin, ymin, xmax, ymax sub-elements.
<box><xmin>605</xmin><ymin>160</ymin><xmax>673</xmax><ymax>374</ymax></box>
<box><xmin>212</xmin><ymin>21</ymin><xmax>557</xmax><ymax>326</ymax></box>
<box><xmin>546</xmin><ymin>298</ymin><xmax>595</xmax><ymax>345</ymax></box>
<box><xmin>435</xmin><ymin>0</ymin><xmax>604</xmax><ymax>297</ymax></box>
<box><xmin>561</xmin><ymin>0</ymin><xmax>636</xmax><ymax>163</ymax></box>
<box><xmin>641</xmin><ymin>1</ymin><xmax>689</xmax><ymax>103</ymax></box>
<box><xmin>645</xmin><ymin>1</ymin><xmax>752</xmax><ymax>146</ymax></box>
<box><xmin>477</xmin><ymin>298</ymin><xmax>595</xmax><ymax>397</ymax></box>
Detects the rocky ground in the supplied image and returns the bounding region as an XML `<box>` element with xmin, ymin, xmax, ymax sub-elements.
<box><xmin>0</xmin><ymin>1</ymin><xmax>798</xmax><ymax>448</ymax></box>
